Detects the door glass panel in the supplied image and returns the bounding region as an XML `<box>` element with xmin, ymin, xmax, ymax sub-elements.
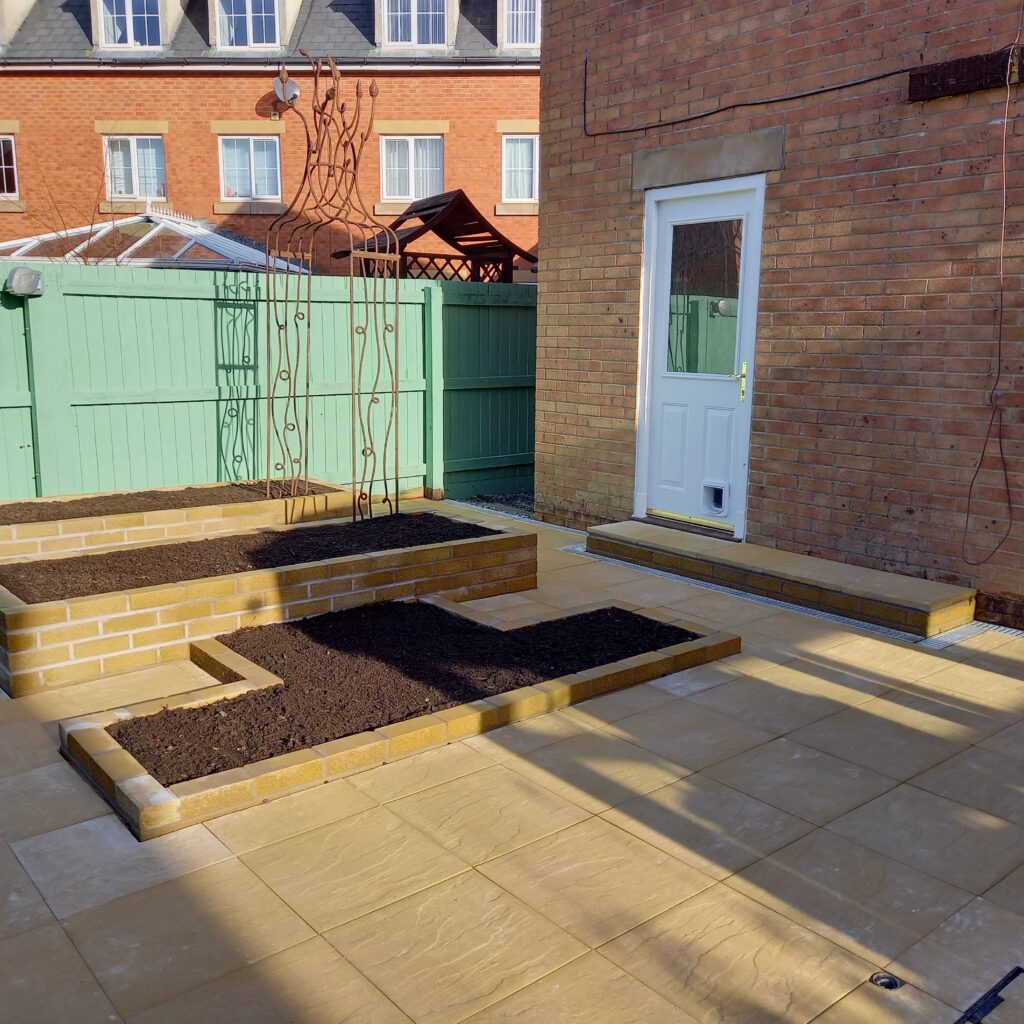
<box><xmin>666</xmin><ymin>218</ymin><xmax>742</xmax><ymax>375</ymax></box>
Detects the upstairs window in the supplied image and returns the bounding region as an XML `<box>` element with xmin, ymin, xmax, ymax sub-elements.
<box><xmin>384</xmin><ymin>0</ymin><xmax>445</xmax><ymax>46</ymax></box>
<box><xmin>381</xmin><ymin>136</ymin><xmax>444</xmax><ymax>201</ymax></box>
<box><xmin>219</xmin><ymin>0</ymin><xmax>278</xmax><ymax>47</ymax></box>
<box><xmin>502</xmin><ymin>135</ymin><xmax>538</xmax><ymax>202</ymax></box>
<box><xmin>220</xmin><ymin>137</ymin><xmax>281</xmax><ymax>200</ymax></box>
<box><xmin>104</xmin><ymin>137</ymin><xmax>167</xmax><ymax>200</ymax></box>
<box><xmin>101</xmin><ymin>0</ymin><xmax>161</xmax><ymax>47</ymax></box>
<box><xmin>0</xmin><ymin>137</ymin><xmax>18</xmax><ymax>198</ymax></box>
<box><xmin>506</xmin><ymin>0</ymin><xmax>539</xmax><ymax>46</ymax></box>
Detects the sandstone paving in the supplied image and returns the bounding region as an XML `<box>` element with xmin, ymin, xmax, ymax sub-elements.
<box><xmin>2</xmin><ymin>512</ymin><xmax>1024</xmax><ymax>1022</ymax></box>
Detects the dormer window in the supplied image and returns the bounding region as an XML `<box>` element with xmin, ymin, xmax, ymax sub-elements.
<box><xmin>505</xmin><ymin>0</ymin><xmax>539</xmax><ymax>46</ymax></box>
<box><xmin>384</xmin><ymin>0</ymin><xmax>445</xmax><ymax>46</ymax></box>
<box><xmin>219</xmin><ymin>0</ymin><xmax>278</xmax><ymax>47</ymax></box>
<box><xmin>101</xmin><ymin>0</ymin><xmax>161</xmax><ymax>47</ymax></box>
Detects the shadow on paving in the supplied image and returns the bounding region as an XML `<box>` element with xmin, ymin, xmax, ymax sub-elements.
<box><xmin>3</xmin><ymin>517</ymin><xmax>1024</xmax><ymax>1023</ymax></box>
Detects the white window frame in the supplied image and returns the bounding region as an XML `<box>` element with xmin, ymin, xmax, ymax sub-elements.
<box><xmin>218</xmin><ymin>136</ymin><xmax>282</xmax><ymax>201</ymax></box>
<box><xmin>103</xmin><ymin>135</ymin><xmax>168</xmax><ymax>201</ymax></box>
<box><xmin>504</xmin><ymin>0</ymin><xmax>540</xmax><ymax>48</ymax></box>
<box><xmin>217</xmin><ymin>0</ymin><xmax>279</xmax><ymax>49</ymax></box>
<box><xmin>501</xmin><ymin>134</ymin><xmax>539</xmax><ymax>203</ymax></box>
<box><xmin>382</xmin><ymin>0</ymin><xmax>447</xmax><ymax>47</ymax></box>
<box><xmin>0</xmin><ymin>136</ymin><xmax>19</xmax><ymax>199</ymax></box>
<box><xmin>379</xmin><ymin>135</ymin><xmax>445</xmax><ymax>202</ymax></box>
<box><xmin>99</xmin><ymin>0</ymin><xmax>163</xmax><ymax>49</ymax></box>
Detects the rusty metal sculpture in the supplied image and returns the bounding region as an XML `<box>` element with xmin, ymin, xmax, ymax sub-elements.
<box><xmin>264</xmin><ymin>54</ymin><xmax>401</xmax><ymax>523</ymax></box>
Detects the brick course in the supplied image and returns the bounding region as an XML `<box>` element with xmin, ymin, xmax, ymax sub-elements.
<box><xmin>0</xmin><ymin>69</ymin><xmax>539</xmax><ymax>272</ymax></box>
<box><xmin>538</xmin><ymin>0</ymin><xmax>1024</xmax><ymax>624</ymax></box>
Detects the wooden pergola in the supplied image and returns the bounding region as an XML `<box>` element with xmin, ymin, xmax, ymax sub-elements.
<box><xmin>333</xmin><ymin>190</ymin><xmax>537</xmax><ymax>283</ymax></box>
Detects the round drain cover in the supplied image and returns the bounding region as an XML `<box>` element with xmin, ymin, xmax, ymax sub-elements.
<box><xmin>870</xmin><ymin>972</ymin><xmax>904</xmax><ymax>991</ymax></box>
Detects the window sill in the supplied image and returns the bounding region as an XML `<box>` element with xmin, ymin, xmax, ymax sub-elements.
<box><xmin>0</xmin><ymin>198</ymin><xmax>26</xmax><ymax>213</ymax></box>
<box><xmin>495</xmin><ymin>202</ymin><xmax>538</xmax><ymax>216</ymax></box>
<box><xmin>213</xmin><ymin>200</ymin><xmax>287</xmax><ymax>215</ymax></box>
<box><xmin>374</xmin><ymin>201</ymin><xmax>412</xmax><ymax>216</ymax></box>
<box><xmin>98</xmin><ymin>200</ymin><xmax>170</xmax><ymax>214</ymax></box>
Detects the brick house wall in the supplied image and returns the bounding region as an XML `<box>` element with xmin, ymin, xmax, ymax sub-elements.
<box><xmin>537</xmin><ymin>0</ymin><xmax>1024</xmax><ymax>624</ymax></box>
<box><xmin>0</xmin><ymin>68</ymin><xmax>539</xmax><ymax>273</ymax></box>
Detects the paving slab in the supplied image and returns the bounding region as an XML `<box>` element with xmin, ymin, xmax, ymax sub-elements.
<box><xmin>809</xmin><ymin>980</ymin><xmax>960</xmax><ymax>1023</ymax></box>
<box><xmin>326</xmin><ymin>872</ymin><xmax>586</xmax><ymax>1024</ymax></box>
<box><xmin>240</xmin><ymin>805</ymin><xmax>468</xmax><ymax>932</ymax></box>
<box><xmin>11</xmin><ymin>814</ymin><xmax>231</xmax><ymax>919</ymax></box>
<box><xmin>602</xmin><ymin>774</ymin><xmax>813</xmax><ymax>879</ymax></box>
<box><xmin>728</xmin><ymin>829</ymin><xmax>973</xmax><ymax>964</ymax></box>
<box><xmin>0</xmin><ymin>761</ymin><xmax>109</xmax><ymax>841</ymax></box>
<box><xmin>464</xmin><ymin>950</ymin><xmax>698</xmax><ymax>1023</ymax></box>
<box><xmin>705</xmin><ymin>738</ymin><xmax>897</xmax><ymax>826</ymax></box>
<box><xmin>0</xmin><ymin>842</ymin><xmax>53</xmax><ymax>941</ymax></box>
<box><xmin>911</xmin><ymin>747</ymin><xmax>1024</xmax><ymax>826</ymax></box>
<box><xmin>827</xmin><ymin>785</ymin><xmax>1024</xmax><ymax>894</ymax></box>
<box><xmin>387</xmin><ymin>763</ymin><xmax>589</xmax><ymax>864</ymax></box>
<box><xmin>479</xmin><ymin>817</ymin><xmax>714</xmax><ymax>945</ymax></box>
<box><xmin>64</xmin><ymin>859</ymin><xmax>314</xmax><ymax>1017</ymax></box>
<box><xmin>891</xmin><ymin>898</ymin><xmax>1024</xmax><ymax>1023</ymax></box>
<box><xmin>601</xmin><ymin>884</ymin><xmax>872</xmax><ymax>1024</ymax></box>
<box><xmin>129</xmin><ymin>937</ymin><xmax>413</xmax><ymax>1024</ymax></box>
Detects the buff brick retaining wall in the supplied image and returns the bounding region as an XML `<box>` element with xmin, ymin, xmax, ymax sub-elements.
<box><xmin>0</xmin><ymin>481</ymin><xmax>361</xmax><ymax>561</ymax></box>
<box><xmin>0</xmin><ymin>517</ymin><xmax>536</xmax><ymax>697</ymax></box>
<box><xmin>60</xmin><ymin>613</ymin><xmax>741</xmax><ymax>840</ymax></box>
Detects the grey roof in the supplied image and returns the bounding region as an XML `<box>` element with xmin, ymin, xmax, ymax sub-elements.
<box><xmin>3</xmin><ymin>0</ymin><xmax>536</xmax><ymax>64</ymax></box>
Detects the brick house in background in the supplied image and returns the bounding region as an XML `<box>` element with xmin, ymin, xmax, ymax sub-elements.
<box><xmin>0</xmin><ymin>0</ymin><xmax>540</xmax><ymax>273</ymax></box>
<box><xmin>537</xmin><ymin>0</ymin><xmax>1024</xmax><ymax>625</ymax></box>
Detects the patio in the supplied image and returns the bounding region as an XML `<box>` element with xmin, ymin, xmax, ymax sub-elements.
<box><xmin>2</xmin><ymin>503</ymin><xmax>1023</xmax><ymax>1023</ymax></box>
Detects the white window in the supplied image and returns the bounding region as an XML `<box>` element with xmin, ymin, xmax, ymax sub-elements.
<box><xmin>384</xmin><ymin>0</ymin><xmax>445</xmax><ymax>45</ymax></box>
<box><xmin>502</xmin><ymin>135</ymin><xmax>538</xmax><ymax>202</ymax></box>
<box><xmin>381</xmin><ymin>136</ymin><xmax>444</xmax><ymax>201</ymax></box>
<box><xmin>101</xmin><ymin>0</ymin><xmax>161</xmax><ymax>47</ymax></box>
<box><xmin>218</xmin><ymin>0</ymin><xmax>278</xmax><ymax>47</ymax></box>
<box><xmin>505</xmin><ymin>0</ymin><xmax>539</xmax><ymax>46</ymax></box>
<box><xmin>0</xmin><ymin>137</ymin><xmax>18</xmax><ymax>198</ymax></box>
<box><xmin>104</xmin><ymin>136</ymin><xmax>167</xmax><ymax>200</ymax></box>
<box><xmin>219</xmin><ymin>137</ymin><xmax>281</xmax><ymax>200</ymax></box>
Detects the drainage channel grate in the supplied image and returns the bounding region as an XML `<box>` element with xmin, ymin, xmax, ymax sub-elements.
<box><xmin>445</xmin><ymin>502</ymin><xmax>1024</xmax><ymax>648</ymax></box>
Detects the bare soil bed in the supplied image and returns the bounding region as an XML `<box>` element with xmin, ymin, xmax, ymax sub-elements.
<box><xmin>0</xmin><ymin>480</ymin><xmax>338</xmax><ymax>526</ymax></box>
<box><xmin>110</xmin><ymin>602</ymin><xmax>698</xmax><ymax>785</ymax></box>
<box><xmin>0</xmin><ymin>513</ymin><xmax>493</xmax><ymax>603</ymax></box>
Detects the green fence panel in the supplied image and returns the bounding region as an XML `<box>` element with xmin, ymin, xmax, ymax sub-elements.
<box><xmin>0</xmin><ymin>264</ymin><xmax>536</xmax><ymax>503</ymax></box>
<box><xmin>439</xmin><ymin>281</ymin><xmax>536</xmax><ymax>499</ymax></box>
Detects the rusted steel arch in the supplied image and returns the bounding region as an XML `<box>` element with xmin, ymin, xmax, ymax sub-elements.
<box><xmin>265</xmin><ymin>55</ymin><xmax>401</xmax><ymax>525</ymax></box>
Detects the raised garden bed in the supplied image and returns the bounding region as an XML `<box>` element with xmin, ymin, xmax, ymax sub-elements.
<box><xmin>0</xmin><ymin>513</ymin><xmax>493</xmax><ymax>603</ymax></box>
<box><xmin>0</xmin><ymin>480</ymin><xmax>338</xmax><ymax>526</ymax></box>
<box><xmin>0</xmin><ymin>513</ymin><xmax>536</xmax><ymax>696</ymax></box>
<box><xmin>0</xmin><ymin>479</ymin><xmax>352</xmax><ymax>560</ymax></box>
<box><xmin>60</xmin><ymin>599</ymin><xmax>741</xmax><ymax>839</ymax></box>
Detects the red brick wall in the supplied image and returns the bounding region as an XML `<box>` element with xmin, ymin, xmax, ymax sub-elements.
<box><xmin>538</xmin><ymin>0</ymin><xmax>1024</xmax><ymax>623</ymax></box>
<box><xmin>0</xmin><ymin>69</ymin><xmax>539</xmax><ymax>273</ymax></box>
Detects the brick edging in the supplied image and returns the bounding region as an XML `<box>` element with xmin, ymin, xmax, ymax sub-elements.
<box><xmin>60</xmin><ymin>620</ymin><xmax>741</xmax><ymax>840</ymax></box>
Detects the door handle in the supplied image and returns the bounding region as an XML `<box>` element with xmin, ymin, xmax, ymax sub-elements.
<box><xmin>730</xmin><ymin>361</ymin><xmax>747</xmax><ymax>402</ymax></box>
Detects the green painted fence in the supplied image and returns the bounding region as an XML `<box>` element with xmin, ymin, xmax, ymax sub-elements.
<box><xmin>0</xmin><ymin>264</ymin><xmax>535</xmax><ymax>502</ymax></box>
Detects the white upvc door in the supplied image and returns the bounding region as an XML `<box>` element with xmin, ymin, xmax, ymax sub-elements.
<box><xmin>634</xmin><ymin>174</ymin><xmax>766</xmax><ymax>539</ymax></box>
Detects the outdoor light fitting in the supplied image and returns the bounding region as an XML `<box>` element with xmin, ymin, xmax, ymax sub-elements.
<box><xmin>3</xmin><ymin>267</ymin><xmax>43</xmax><ymax>298</ymax></box>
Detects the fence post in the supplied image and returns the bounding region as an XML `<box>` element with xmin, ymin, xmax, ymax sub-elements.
<box><xmin>422</xmin><ymin>283</ymin><xmax>445</xmax><ymax>499</ymax></box>
<box><xmin>23</xmin><ymin>267</ymin><xmax>79</xmax><ymax>497</ymax></box>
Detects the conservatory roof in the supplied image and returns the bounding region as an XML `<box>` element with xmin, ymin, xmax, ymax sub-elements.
<box><xmin>0</xmin><ymin>210</ymin><xmax>297</xmax><ymax>271</ymax></box>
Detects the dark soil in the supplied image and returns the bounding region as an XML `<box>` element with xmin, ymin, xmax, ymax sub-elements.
<box><xmin>109</xmin><ymin>602</ymin><xmax>699</xmax><ymax>786</ymax></box>
<box><xmin>0</xmin><ymin>480</ymin><xmax>338</xmax><ymax>527</ymax></box>
<box><xmin>0</xmin><ymin>513</ymin><xmax>494</xmax><ymax>603</ymax></box>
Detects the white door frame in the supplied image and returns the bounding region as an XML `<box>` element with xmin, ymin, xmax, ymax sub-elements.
<box><xmin>633</xmin><ymin>173</ymin><xmax>767</xmax><ymax>539</ymax></box>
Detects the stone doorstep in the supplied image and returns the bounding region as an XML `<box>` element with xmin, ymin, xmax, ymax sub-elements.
<box><xmin>59</xmin><ymin>622</ymin><xmax>741</xmax><ymax>841</ymax></box>
<box><xmin>0</xmin><ymin>517</ymin><xmax>538</xmax><ymax>696</ymax></box>
<box><xmin>0</xmin><ymin>478</ymin><xmax>365</xmax><ymax>558</ymax></box>
<box><xmin>587</xmin><ymin>522</ymin><xmax>977</xmax><ymax>638</ymax></box>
